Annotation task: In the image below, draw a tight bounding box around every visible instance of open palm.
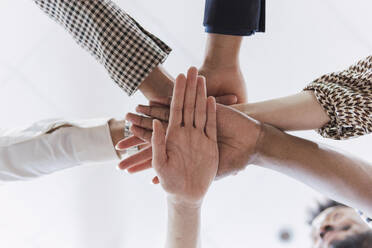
[151,68,218,203]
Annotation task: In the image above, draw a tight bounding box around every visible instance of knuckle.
[163,110,170,121]
[139,116,144,127]
[146,118,153,128]
[145,131,152,141]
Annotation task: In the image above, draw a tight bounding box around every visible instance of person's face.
[311,206,370,248]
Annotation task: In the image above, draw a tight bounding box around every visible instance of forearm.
[0,119,120,182]
[166,198,202,248]
[234,91,330,131]
[200,34,247,103]
[203,34,242,67]
[138,65,174,100]
[34,0,172,97]
[254,124,372,216]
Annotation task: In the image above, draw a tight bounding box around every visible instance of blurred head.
[309,200,372,248]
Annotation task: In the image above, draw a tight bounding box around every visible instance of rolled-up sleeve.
[304,56,372,140]
[33,0,172,96]
[0,119,119,183]
[203,0,265,36]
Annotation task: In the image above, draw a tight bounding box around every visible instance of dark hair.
[330,231,372,248]
[308,200,347,225]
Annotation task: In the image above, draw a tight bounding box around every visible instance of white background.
[0,0,371,247]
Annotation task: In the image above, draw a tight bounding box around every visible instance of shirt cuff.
[203,0,265,37]
[68,121,120,164]
[303,56,372,140]
[0,119,119,182]
[205,26,257,36]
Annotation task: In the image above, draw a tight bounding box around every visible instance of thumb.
[215,94,238,105]
[152,119,167,168]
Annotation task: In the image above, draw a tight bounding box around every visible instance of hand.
[138,65,174,101]
[139,65,239,105]
[199,33,247,104]
[151,67,218,204]
[199,64,247,104]
[117,99,262,180]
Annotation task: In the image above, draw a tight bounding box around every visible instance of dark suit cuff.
[205,26,257,36]
[203,0,265,37]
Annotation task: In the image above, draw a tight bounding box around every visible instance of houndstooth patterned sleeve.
[33,0,172,96]
[304,56,372,140]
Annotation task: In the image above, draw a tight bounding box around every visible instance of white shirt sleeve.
[0,118,120,183]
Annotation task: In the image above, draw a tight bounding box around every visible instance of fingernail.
[116,165,121,171]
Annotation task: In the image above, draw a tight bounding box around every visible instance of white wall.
[0,0,371,247]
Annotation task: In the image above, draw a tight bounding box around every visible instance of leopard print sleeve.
[304,56,372,140]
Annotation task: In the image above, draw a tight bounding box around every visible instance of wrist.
[202,58,240,69]
[200,61,241,74]
[203,34,242,68]
[139,65,174,101]
[251,123,275,166]
[242,117,265,166]
[108,119,125,153]
[167,195,203,210]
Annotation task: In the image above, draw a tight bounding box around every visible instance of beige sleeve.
[304,56,372,140]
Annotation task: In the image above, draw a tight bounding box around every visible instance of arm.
[254,123,372,217]
[166,199,202,248]
[117,102,372,217]
[235,55,372,139]
[203,0,265,36]
[233,91,330,131]
[199,34,247,103]
[200,0,265,104]
[151,68,218,248]
[33,0,173,100]
[0,118,125,182]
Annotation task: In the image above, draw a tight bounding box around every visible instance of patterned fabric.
[304,56,372,139]
[34,0,172,96]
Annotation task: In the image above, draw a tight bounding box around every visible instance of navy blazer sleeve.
[203,0,265,36]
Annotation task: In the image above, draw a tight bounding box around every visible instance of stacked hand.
[199,64,247,104]
[150,68,219,204]
[116,70,261,180]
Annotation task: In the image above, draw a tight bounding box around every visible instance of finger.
[169,74,187,126]
[152,119,167,168]
[136,105,170,122]
[130,125,153,142]
[139,143,151,150]
[206,96,217,140]
[118,146,153,170]
[126,112,154,130]
[116,136,146,150]
[149,101,166,107]
[152,176,160,184]
[215,95,238,105]
[183,67,198,126]
[127,159,152,174]
[149,97,171,106]
[194,76,207,129]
